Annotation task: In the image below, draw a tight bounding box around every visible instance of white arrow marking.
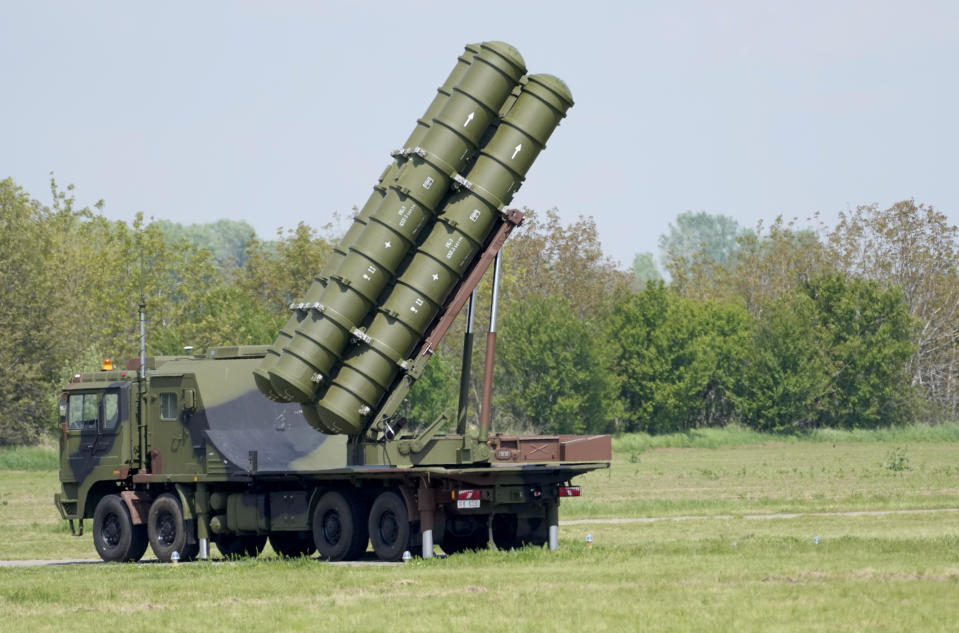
[464,112,474,127]
[410,306,418,313]
[512,144,522,160]
[363,274,370,281]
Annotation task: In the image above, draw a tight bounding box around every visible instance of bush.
[611,283,749,432]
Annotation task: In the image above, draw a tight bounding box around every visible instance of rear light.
[456,489,481,500]
[558,486,581,497]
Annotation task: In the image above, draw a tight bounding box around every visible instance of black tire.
[147,493,198,562]
[491,513,519,549]
[441,532,488,555]
[441,514,487,555]
[518,516,548,548]
[270,531,317,558]
[492,514,548,550]
[214,533,267,558]
[312,490,368,561]
[368,491,413,562]
[92,494,148,562]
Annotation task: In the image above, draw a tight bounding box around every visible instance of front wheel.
[92,494,148,562]
[147,493,198,562]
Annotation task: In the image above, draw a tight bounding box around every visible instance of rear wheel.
[147,493,198,562]
[312,490,368,561]
[92,494,148,562]
[441,514,487,555]
[270,531,317,558]
[518,516,548,548]
[492,514,549,550]
[213,533,267,558]
[368,491,414,562]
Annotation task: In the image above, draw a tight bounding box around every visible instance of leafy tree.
[827,200,959,421]
[148,244,279,354]
[500,209,630,319]
[631,251,662,288]
[659,211,745,283]
[496,297,622,434]
[399,352,459,429]
[154,218,256,268]
[610,282,750,432]
[239,222,334,318]
[803,274,917,428]
[731,294,830,432]
[668,214,829,315]
[0,179,60,444]
[732,274,917,431]
[439,209,630,433]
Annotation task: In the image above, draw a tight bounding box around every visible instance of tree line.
[0,176,955,444]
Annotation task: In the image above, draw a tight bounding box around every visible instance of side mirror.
[183,389,196,411]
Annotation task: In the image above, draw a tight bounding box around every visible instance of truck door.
[61,387,129,483]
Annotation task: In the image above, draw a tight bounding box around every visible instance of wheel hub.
[157,512,176,546]
[322,511,342,543]
[102,514,121,547]
[378,511,399,545]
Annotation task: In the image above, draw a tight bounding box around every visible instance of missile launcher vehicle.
[55,42,611,563]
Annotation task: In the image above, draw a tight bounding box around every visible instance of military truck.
[54,41,611,563]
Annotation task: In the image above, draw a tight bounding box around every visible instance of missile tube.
[313,74,574,434]
[253,44,483,400]
[264,42,526,404]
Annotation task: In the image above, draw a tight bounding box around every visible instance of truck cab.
[56,369,137,525]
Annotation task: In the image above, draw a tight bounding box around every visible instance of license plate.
[457,499,481,509]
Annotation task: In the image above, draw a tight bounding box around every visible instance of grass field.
[1,427,957,632]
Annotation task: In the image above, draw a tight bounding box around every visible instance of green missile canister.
[314,74,574,434]
[266,42,526,404]
[253,44,483,400]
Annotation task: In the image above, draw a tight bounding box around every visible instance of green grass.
[0,445,57,471]
[1,427,959,631]
[611,421,959,454]
[805,422,959,443]
[567,435,959,520]
[612,423,777,453]
[1,527,957,632]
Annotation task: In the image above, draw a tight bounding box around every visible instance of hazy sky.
[2,1,957,269]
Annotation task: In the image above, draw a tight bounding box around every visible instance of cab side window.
[160,393,178,420]
[67,394,99,430]
[102,392,120,431]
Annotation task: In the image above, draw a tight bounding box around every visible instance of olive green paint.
[264,41,526,407]
[315,74,574,434]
